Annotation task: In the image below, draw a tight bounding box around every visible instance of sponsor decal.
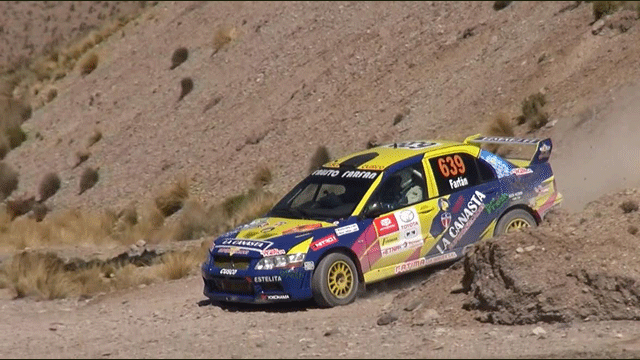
[303,261,315,271]
[394,258,427,274]
[401,227,419,240]
[451,196,465,213]
[474,136,540,144]
[267,294,290,300]
[374,214,399,236]
[335,223,359,237]
[423,252,458,266]
[485,193,509,214]
[479,150,512,178]
[398,209,415,223]
[311,169,341,177]
[381,238,423,257]
[260,221,287,233]
[220,239,273,251]
[341,170,378,179]
[217,247,249,256]
[436,190,486,254]
[220,269,238,275]
[509,191,523,200]
[441,212,452,228]
[262,248,286,257]
[438,198,450,212]
[449,176,469,189]
[359,164,385,170]
[279,269,305,280]
[511,168,533,176]
[380,233,400,247]
[242,218,269,230]
[535,184,549,194]
[282,223,323,235]
[538,143,551,160]
[254,275,282,283]
[310,234,339,251]
[383,141,439,150]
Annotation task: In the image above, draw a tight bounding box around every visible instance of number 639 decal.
[437,155,466,177]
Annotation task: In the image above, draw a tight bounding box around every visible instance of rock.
[516,247,524,253]
[532,326,547,338]
[404,300,423,312]
[591,19,605,35]
[377,312,398,326]
[422,309,440,323]
[450,283,465,294]
[136,239,146,248]
[324,328,340,336]
[524,245,536,252]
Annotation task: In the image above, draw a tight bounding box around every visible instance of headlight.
[255,253,306,270]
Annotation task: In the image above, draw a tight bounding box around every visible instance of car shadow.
[196,260,461,312]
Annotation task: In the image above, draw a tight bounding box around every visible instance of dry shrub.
[487,112,515,137]
[155,177,189,217]
[621,200,639,213]
[226,189,278,229]
[73,149,91,168]
[178,77,193,101]
[87,129,102,147]
[593,1,623,20]
[79,52,99,76]
[0,133,10,159]
[38,172,61,202]
[31,202,49,222]
[166,199,216,241]
[0,95,30,150]
[0,162,19,201]
[308,146,331,174]
[212,25,238,55]
[7,251,75,299]
[6,195,36,220]
[252,166,273,188]
[79,167,99,195]
[516,92,548,131]
[170,47,189,70]
[493,1,512,10]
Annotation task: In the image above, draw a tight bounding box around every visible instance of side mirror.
[363,202,383,218]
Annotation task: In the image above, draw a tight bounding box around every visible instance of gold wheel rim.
[327,260,353,299]
[506,218,530,233]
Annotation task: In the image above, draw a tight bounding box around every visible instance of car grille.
[206,277,254,296]
[213,255,251,270]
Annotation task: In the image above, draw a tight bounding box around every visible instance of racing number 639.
[437,155,466,177]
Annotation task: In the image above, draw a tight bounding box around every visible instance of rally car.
[202,135,563,307]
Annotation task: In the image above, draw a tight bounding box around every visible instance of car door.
[364,160,442,273]
[422,150,502,257]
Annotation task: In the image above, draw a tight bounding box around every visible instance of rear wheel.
[311,252,359,308]
[495,209,536,236]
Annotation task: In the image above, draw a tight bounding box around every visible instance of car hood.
[213,217,336,255]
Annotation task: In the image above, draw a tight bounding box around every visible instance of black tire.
[495,208,537,236]
[311,252,359,308]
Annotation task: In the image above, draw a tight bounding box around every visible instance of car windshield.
[267,168,381,221]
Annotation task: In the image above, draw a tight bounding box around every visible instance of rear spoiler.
[464,134,552,165]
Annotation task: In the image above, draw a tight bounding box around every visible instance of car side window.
[369,162,427,213]
[476,157,497,182]
[429,152,480,197]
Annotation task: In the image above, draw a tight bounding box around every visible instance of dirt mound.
[383,188,640,325]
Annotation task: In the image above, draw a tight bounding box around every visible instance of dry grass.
[78,52,99,76]
[170,47,189,70]
[308,146,331,174]
[212,25,238,55]
[0,241,208,300]
[38,172,61,202]
[0,162,19,201]
[79,167,99,195]
[154,177,189,217]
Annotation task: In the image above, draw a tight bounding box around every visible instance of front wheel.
[494,208,537,236]
[311,252,359,308]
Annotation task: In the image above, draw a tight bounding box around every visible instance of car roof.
[323,140,464,171]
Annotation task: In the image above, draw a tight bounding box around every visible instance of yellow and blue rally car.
[202,135,563,307]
